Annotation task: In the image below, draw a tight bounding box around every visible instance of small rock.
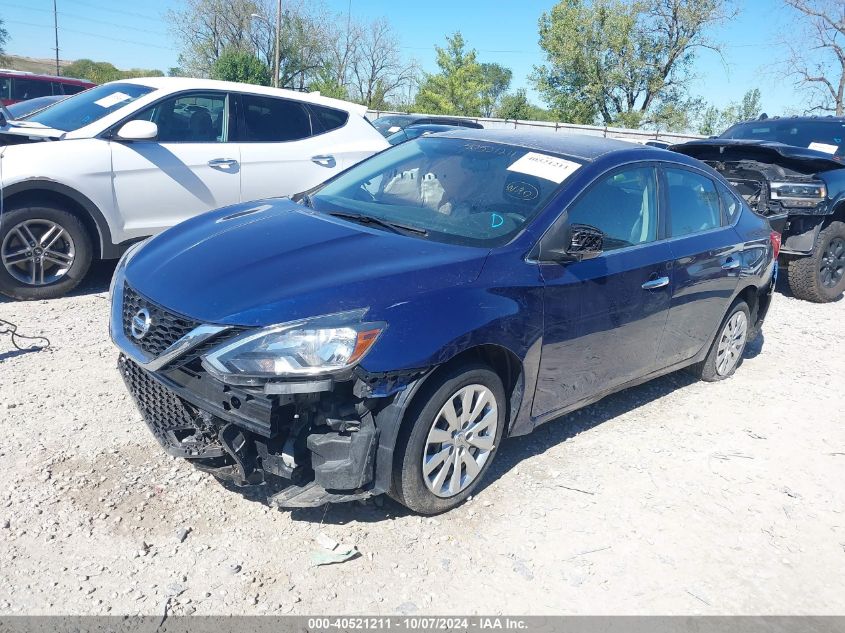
[227,563,242,575]
[176,527,191,543]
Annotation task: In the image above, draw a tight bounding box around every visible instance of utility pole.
[53,0,60,76]
[273,0,281,88]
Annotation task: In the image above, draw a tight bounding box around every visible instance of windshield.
[372,115,414,136]
[311,136,579,247]
[721,119,845,155]
[7,96,65,119]
[24,83,155,131]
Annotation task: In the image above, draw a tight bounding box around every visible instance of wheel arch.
[2,180,113,259]
[371,342,526,495]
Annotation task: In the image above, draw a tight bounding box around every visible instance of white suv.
[0,77,388,299]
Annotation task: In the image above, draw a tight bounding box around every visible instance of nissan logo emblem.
[130,308,152,340]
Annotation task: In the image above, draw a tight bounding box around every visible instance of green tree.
[496,89,556,121]
[695,89,762,135]
[415,32,488,116]
[210,49,270,85]
[63,59,163,84]
[0,17,8,62]
[480,63,512,116]
[534,0,730,126]
[308,64,349,100]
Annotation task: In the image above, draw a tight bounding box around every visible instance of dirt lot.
[0,263,843,616]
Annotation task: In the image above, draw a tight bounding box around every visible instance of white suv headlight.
[201,309,384,384]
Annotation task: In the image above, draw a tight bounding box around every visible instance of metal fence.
[367,110,703,144]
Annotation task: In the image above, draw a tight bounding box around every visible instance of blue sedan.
[110,130,778,514]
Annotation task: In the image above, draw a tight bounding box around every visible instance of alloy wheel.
[819,236,845,289]
[1,219,76,286]
[715,310,748,376]
[422,384,498,498]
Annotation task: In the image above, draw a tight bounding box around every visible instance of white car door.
[236,93,353,201]
[109,91,241,240]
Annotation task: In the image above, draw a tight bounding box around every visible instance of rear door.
[110,90,242,239]
[533,165,673,418]
[656,164,743,367]
[234,93,348,201]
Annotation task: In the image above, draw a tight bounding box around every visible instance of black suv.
[673,117,845,302]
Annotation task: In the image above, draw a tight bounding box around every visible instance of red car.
[0,70,95,105]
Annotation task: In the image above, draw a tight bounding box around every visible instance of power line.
[4,19,175,51]
[4,2,167,37]
[63,0,163,24]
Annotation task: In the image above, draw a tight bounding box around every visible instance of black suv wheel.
[0,203,92,300]
[787,220,845,303]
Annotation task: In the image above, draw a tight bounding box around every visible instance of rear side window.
[310,104,348,133]
[0,78,9,99]
[239,94,312,142]
[665,168,721,237]
[12,78,53,100]
[718,182,742,224]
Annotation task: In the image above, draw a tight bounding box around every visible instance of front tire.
[787,220,845,303]
[390,364,506,515]
[0,204,92,300]
[698,301,751,382]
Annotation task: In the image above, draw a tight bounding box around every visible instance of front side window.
[564,167,658,251]
[132,92,227,143]
[25,82,154,131]
[238,94,312,142]
[61,83,87,96]
[12,79,53,101]
[665,168,721,237]
[311,137,576,247]
[0,77,10,100]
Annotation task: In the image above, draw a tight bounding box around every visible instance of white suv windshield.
[24,83,155,132]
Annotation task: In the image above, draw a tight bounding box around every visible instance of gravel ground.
[0,263,843,616]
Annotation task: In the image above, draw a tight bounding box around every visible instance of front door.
[533,165,672,419]
[110,91,241,240]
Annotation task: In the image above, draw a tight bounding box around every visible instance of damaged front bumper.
[118,353,393,508]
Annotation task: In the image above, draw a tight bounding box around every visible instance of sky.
[1,0,811,116]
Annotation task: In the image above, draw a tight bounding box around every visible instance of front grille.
[119,355,224,458]
[122,284,200,357]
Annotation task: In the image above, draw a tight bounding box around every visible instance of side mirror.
[544,224,604,262]
[115,120,158,141]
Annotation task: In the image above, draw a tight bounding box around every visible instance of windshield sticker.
[507,152,580,184]
[93,92,132,108]
[504,180,540,202]
[387,126,401,133]
[808,142,838,154]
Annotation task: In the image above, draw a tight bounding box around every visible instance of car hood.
[124,199,490,326]
[671,138,845,173]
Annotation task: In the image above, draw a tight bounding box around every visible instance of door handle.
[642,275,670,290]
[311,154,336,168]
[208,158,238,169]
[721,258,741,271]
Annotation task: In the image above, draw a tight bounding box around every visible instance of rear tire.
[697,301,751,382]
[390,364,506,515]
[787,220,845,303]
[0,204,92,300]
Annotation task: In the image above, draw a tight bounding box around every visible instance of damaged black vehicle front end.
[672,119,845,302]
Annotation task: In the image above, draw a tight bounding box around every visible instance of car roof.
[436,128,645,161]
[729,116,845,126]
[115,76,367,115]
[0,68,93,84]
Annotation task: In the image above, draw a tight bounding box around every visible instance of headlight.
[201,309,384,385]
[770,181,826,201]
